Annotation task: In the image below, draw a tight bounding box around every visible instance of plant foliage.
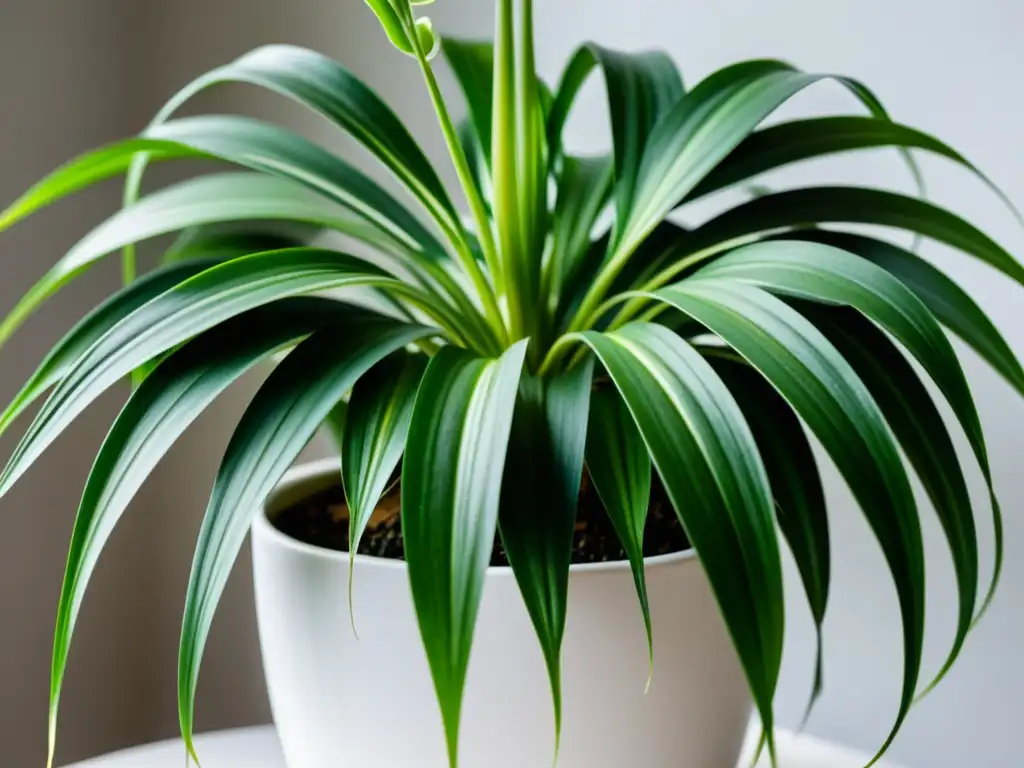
[1,1,1021,766]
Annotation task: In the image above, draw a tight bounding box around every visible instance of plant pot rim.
[255,457,698,576]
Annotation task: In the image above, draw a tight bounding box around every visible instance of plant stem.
[492,0,525,342]
[404,11,508,348]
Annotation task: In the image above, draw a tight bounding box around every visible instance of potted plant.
[2,0,1021,766]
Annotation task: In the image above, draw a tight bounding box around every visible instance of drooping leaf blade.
[647,280,924,761]
[585,384,654,683]
[685,116,1022,229]
[576,323,783,762]
[0,259,216,440]
[706,352,830,724]
[47,297,360,766]
[789,229,1024,397]
[341,350,427,627]
[0,173,412,350]
[699,239,1000,643]
[677,186,1024,287]
[498,358,594,751]
[0,248,407,499]
[798,304,979,694]
[179,317,431,760]
[548,45,684,224]
[145,115,447,256]
[620,65,923,257]
[401,341,529,768]
[134,44,457,228]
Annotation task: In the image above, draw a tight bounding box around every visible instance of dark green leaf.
[0,259,217,440]
[442,39,496,167]
[790,230,1024,397]
[48,297,358,765]
[585,384,654,682]
[401,341,529,767]
[547,155,614,302]
[137,44,456,226]
[706,353,829,724]
[679,186,1024,287]
[798,304,979,694]
[576,323,783,762]
[686,116,1022,229]
[547,44,683,223]
[0,248,404,500]
[179,317,431,760]
[648,280,924,761]
[146,115,447,256]
[341,350,427,626]
[0,173,411,350]
[621,64,923,257]
[498,358,594,749]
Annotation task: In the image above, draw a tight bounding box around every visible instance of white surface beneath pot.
[67,724,906,767]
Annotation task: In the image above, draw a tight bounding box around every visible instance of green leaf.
[575,323,783,762]
[161,224,315,265]
[145,116,447,256]
[647,280,924,761]
[0,173,412,351]
[498,358,594,752]
[401,340,529,768]
[0,248,403,500]
[698,241,1001,640]
[621,64,922,257]
[341,350,426,628]
[179,316,431,761]
[548,45,684,224]
[442,39,496,167]
[679,186,1024,287]
[789,229,1024,397]
[798,304,978,695]
[0,259,216,441]
[698,240,988,483]
[585,384,654,685]
[135,44,456,228]
[706,353,829,724]
[0,138,201,232]
[685,116,1023,228]
[547,155,614,303]
[46,297,358,767]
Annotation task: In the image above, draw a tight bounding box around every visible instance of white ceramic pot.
[252,459,752,768]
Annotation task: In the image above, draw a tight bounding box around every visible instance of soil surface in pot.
[272,472,691,565]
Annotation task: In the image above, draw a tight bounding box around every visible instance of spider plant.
[1,0,1021,766]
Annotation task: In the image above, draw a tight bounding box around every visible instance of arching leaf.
[401,341,529,767]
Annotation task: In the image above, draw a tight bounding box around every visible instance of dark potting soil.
[271,471,691,565]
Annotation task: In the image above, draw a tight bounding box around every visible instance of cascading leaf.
[548,44,683,225]
[645,280,924,761]
[575,322,784,763]
[179,317,432,761]
[0,173,414,350]
[340,350,427,627]
[798,304,979,690]
[46,297,361,767]
[497,358,594,752]
[789,229,1024,397]
[0,249,410,499]
[401,341,528,767]
[585,384,655,683]
[706,353,830,723]
[130,43,457,229]
[0,259,216,439]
